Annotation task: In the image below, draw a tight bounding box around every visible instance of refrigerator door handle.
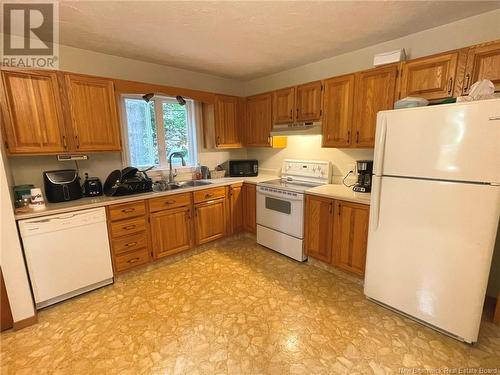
[374,114,388,176]
[370,177,382,231]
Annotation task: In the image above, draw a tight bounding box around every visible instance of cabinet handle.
[289,109,293,119]
[205,193,214,198]
[186,211,191,220]
[216,137,220,146]
[75,135,80,149]
[165,200,176,205]
[338,203,341,216]
[123,225,136,230]
[127,257,140,264]
[296,107,299,118]
[463,74,470,94]
[329,202,333,214]
[356,131,359,144]
[447,77,454,95]
[122,208,135,213]
[347,130,350,144]
[125,242,137,247]
[62,135,68,149]
[489,116,500,121]
[194,208,198,217]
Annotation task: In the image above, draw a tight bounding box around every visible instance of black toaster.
[43,169,83,203]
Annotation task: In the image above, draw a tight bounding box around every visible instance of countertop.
[14,174,277,220]
[306,184,371,205]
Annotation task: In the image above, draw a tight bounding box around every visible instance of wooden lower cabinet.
[106,200,152,273]
[194,198,226,245]
[1,268,13,331]
[304,195,334,263]
[332,201,370,277]
[229,183,244,234]
[304,194,369,277]
[242,183,256,233]
[150,206,193,258]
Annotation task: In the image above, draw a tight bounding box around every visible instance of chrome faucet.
[168,152,186,183]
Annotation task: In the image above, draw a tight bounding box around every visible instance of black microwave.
[225,160,258,177]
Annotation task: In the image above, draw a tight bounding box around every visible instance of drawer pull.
[122,208,135,213]
[205,193,214,198]
[123,225,136,230]
[125,242,137,247]
[489,116,500,121]
[127,257,140,264]
[165,200,176,204]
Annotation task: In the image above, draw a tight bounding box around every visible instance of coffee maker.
[353,160,373,193]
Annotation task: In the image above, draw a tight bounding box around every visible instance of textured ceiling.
[53,1,500,79]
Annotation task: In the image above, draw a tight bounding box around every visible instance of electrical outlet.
[348,163,356,174]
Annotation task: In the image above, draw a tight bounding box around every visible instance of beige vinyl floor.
[1,235,499,374]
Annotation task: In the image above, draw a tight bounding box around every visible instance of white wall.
[244,9,500,95]
[0,136,36,323]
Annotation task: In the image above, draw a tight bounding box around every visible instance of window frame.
[120,94,198,171]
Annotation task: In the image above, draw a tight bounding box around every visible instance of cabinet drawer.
[110,217,146,238]
[111,232,148,255]
[193,186,226,203]
[108,201,146,221]
[114,248,150,272]
[149,192,191,212]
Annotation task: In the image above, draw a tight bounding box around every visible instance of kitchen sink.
[153,180,212,192]
[179,180,213,187]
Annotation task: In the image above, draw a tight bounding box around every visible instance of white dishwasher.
[18,207,114,309]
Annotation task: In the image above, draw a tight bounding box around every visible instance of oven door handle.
[257,190,304,201]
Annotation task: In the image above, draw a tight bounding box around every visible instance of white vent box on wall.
[373,49,406,66]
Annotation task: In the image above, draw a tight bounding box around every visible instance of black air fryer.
[43,169,83,202]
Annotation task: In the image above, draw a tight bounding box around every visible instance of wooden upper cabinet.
[150,206,192,259]
[304,195,334,264]
[296,81,322,122]
[353,64,398,148]
[400,52,458,100]
[214,95,241,148]
[333,201,369,277]
[1,70,67,154]
[64,74,121,152]
[273,87,295,124]
[322,74,355,148]
[463,40,500,94]
[245,93,273,147]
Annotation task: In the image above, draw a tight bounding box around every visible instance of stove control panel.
[281,160,331,184]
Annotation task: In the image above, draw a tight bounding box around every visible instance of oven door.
[256,186,304,238]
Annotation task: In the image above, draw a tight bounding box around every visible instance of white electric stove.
[256,159,331,261]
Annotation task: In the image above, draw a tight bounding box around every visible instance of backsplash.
[7,148,248,195]
[246,135,374,184]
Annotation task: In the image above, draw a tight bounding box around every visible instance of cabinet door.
[322,74,355,148]
[463,40,500,94]
[400,52,458,100]
[64,74,121,152]
[304,195,334,263]
[242,183,256,233]
[333,201,369,277]
[353,65,398,148]
[245,93,272,147]
[214,95,241,148]
[194,199,226,245]
[150,206,192,258]
[1,70,67,154]
[229,184,244,234]
[273,87,295,124]
[296,81,322,122]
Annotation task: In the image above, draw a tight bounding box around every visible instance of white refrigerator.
[364,98,500,344]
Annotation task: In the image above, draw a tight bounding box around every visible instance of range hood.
[270,121,321,136]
